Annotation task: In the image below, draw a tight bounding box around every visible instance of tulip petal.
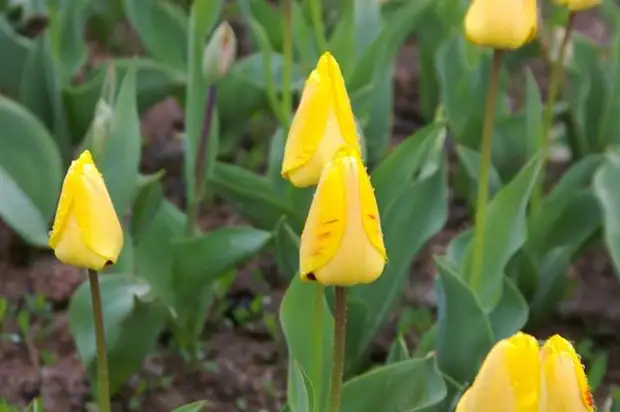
[49,159,78,249]
[540,335,594,412]
[359,161,386,259]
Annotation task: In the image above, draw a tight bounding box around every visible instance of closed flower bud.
[539,335,595,411]
[456,332,540,412]
[91,99,113,156]
[552,0,600,10]
[281,52,362,187]
[299,149,386,286]
[49,150,123,270]
[464,0,538,49]
[203,21,237,82]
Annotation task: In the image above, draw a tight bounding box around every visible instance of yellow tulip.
[552,0,600,10]
[539,335,595,412]
[49,150,123,271]
[281,52,361,187]
[464,0,538,49]
[456,332,541,412]
[299,148,386,286]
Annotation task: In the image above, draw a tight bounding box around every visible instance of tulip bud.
[49,150,124,270]
[203,21,237,82]
[281,52,362,187]
[456,332,540,412]
[552,0,601,10]
[91,99,113,156]
[299,148,386,286]
[539,335,595,411]
[464,0,538,49]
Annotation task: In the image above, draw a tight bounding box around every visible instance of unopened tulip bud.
[281,52,362,187]
[464,0,538,49]
[49,150,123,270]
[540,335,595,411]
[203,21,237,82]
[552,0,601,10]
[299,148,386,286]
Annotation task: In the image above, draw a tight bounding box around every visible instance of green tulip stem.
[282,0,293,124]
[313,285,325,405]
[88,269,111,412]
[185,84,217,236]
[532,12,576,211]
[329,286,347,412]
[470,49,503,292]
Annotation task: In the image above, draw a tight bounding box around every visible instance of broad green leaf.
[524,70,543,159]
[209,162,304,231]
[599,33,620,147]
[488,278,528,341]
[92,67,141,218]
[461,157,542,310]
[26,398,43,412]
[184,0,222,205]
[19,33,70,160]
[172,401,207,412]
[274,218,300,281]
[123,0,188,71]
[386,335,410,364]
[349,140,447,362]
[340,355,447,412]
[280,278,334,412]
[0,18,31,97]
[435,256,494,384]
[0,95,62,227]
[69,274,166,394]
[594,148,620,278]
[529,248,572,323]
[47,0,90,80]
[0,165,49,246]
[455,145,503,206]
[64,58,184,144]
[353,0,382,60]
[289,361,316,412]
[131,172,165,243]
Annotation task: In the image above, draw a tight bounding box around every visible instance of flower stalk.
[185,85,217,236]
[470,49,503,291]
[329,286,347,412]
[88,269,111,412]
[532,12,576,210]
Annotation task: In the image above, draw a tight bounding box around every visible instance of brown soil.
[2,7,620,412]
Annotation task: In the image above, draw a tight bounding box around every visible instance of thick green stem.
[470,49,503,292]
[329,287,347,412]
[185,85,217,236]
[282,0,293,123]
[308,0,328,53]
[532,12,575,210]
[88,269,111,412]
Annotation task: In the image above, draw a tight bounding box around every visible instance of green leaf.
[184,0,222,205]
[0,18,31,97]
[92,66,141,218]
[599,33,620,147]
[274,218,300,281]
[461,157,542,309]
[488,278,528,341]
[280,278,334,412]
[340,355,447,412]
[209,162,304,231]
[435,256,494,384]
[455,145,503,206]
[26,398,43,412]
[594,148,620,279]
[19,33,70,159]
[529,248,572,322]
[64,58,184,141]
[172,401,207,412]
[348,135,447,363]
[131,172,165,243]
[123,0,189,71]
[523,69,543,159]
[0,95,62,235]
[47,0,90,80]
[289,361,316,412]
[171,227,272,338]
[386,335,410,364]
[69,274,166,394]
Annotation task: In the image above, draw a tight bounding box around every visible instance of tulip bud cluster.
[281,52,387,286]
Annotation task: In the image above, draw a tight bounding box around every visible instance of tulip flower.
[539,335,595,412]
[299,148,386,286]
[281,52,361,187]
[464,0,538,49]
[552,0,600,10]
[456,332,541,412]
[203,21,237,82]
[49,150,123,270]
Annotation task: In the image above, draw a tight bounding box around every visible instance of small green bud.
[91,99,113,156]
[203,21,237,82]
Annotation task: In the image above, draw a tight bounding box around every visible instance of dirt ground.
[1,7,620,412]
